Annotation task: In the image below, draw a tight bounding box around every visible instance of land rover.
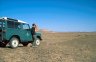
[0,17,42,48]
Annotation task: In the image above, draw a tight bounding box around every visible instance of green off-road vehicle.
[0,17,42,48]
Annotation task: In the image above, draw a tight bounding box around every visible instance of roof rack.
[0,17,26,23]
[0,17,18,21]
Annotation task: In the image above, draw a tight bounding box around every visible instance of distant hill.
[39,29,56,33]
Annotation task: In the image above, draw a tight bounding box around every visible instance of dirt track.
[0,32,96,62]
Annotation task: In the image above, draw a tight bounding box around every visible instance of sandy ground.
[0,32,96,62]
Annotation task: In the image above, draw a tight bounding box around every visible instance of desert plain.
[0,32,96,62]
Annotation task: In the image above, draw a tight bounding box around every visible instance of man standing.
[31,23,37,47]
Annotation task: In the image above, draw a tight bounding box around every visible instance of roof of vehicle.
[0,17,27,23]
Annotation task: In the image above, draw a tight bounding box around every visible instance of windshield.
[22,24,30,30]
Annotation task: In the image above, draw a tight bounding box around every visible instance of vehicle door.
[21,23,32,42]
[6,21,15,40]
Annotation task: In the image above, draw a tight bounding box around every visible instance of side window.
[0,21,5,28]
[0,22,2,27]
[7,21,14,28]
[23,24,29,30]
[14,22,21,29]
[3,22,5,28]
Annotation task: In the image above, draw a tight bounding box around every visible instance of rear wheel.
[9,37,19,48]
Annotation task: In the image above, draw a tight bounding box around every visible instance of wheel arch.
[9,35,21,43]
[37,36,42,40]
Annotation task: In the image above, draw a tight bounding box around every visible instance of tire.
[9,37,19,48]
[32,38,40,46]
[22,43,28,46]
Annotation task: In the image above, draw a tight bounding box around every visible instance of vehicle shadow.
[0,45,29,48]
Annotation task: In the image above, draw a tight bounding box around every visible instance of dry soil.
[0,32,96,62]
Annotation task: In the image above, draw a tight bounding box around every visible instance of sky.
[0,0,96,32]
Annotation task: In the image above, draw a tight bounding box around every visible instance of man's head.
[32,23,39,31]
[32,23,36,27]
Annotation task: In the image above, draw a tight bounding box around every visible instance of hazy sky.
[0,0,96,32]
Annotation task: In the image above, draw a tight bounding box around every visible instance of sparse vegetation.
[0,32,96,62]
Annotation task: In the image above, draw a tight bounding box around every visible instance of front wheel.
[32,38,40,46]
[9,37,19,48]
